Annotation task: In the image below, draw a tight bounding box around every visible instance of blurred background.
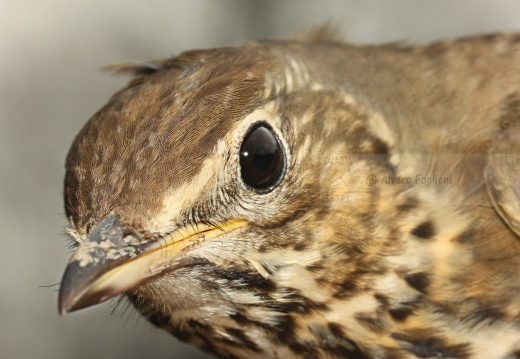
[2,1,520,358]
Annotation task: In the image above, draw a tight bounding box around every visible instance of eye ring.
[238,122,286,193]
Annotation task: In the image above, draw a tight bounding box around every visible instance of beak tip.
[58,286,73,315]
[58,260,88,315]
[58,290,90,315]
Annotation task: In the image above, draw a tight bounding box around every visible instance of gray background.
[2,1,520,358]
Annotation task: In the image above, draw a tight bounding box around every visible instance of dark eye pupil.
[240,125,285,191]
[254,147,272,171]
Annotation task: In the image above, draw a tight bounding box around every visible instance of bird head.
[59,41,403,356]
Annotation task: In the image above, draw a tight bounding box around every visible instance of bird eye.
[239,123,285,192]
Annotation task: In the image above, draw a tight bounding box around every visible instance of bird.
[58,30,520,359]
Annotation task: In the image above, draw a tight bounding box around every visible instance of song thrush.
[59,32,520,359]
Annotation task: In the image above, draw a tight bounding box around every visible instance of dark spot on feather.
[230,311,250,326]
[355,313,385,333]
[332,278,358,298]
[229,313,274,333]
[306,262,324,272]
[389,307,414,321]
[273,315,297,344]
[405,272,430,294]
[224,327,261,352]
[467,307,505,326]
[396,197,418,212]
[328,322,346,338]
[391,330,470,358]
[258,244,269,253]
[411,221,435,240]
[211,267,276,293]
[287,342,320,359]
[187,319,213,332]
[374,293,390,307]
[293,242,307,251]
[230,308,297,345]
[333,267,374,299]
[371,138,389,154]
[326,322,370,359]
[455,228,474,244]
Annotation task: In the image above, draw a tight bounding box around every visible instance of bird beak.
[58,213,246,314]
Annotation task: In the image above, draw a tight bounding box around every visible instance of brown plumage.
[59,33,520,359]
